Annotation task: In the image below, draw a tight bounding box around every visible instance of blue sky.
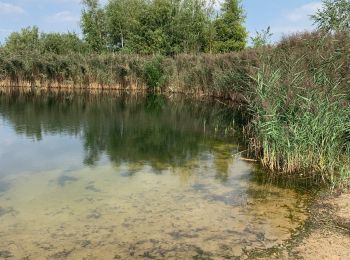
[0,0,323,44]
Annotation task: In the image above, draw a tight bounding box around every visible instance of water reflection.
[0,91,240,176]
[0,90,310,258]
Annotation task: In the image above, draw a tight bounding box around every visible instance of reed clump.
[0,50,149,89]
[247,32,350,185]
[0,47,258,97]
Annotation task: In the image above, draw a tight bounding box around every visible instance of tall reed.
[247,32,350,185]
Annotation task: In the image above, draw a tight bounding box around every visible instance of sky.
[0,0,323,44]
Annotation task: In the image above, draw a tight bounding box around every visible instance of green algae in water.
[0,91,311,259]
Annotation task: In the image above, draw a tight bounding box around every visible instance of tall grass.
[0,50,148,89]
[247,32,350,185]
[0,48,258,98]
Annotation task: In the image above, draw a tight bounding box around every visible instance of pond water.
[0,90,311,259]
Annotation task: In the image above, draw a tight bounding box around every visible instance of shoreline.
[0,84,246,104]
[245,190,350,259]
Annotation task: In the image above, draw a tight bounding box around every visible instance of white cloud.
[0,2,25,14]
[46,11,79,23]
[286,2,323,23]
[267,1,323,40]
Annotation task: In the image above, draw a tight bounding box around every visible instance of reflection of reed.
[0,86,146,96]
[250,165,323,194]
[0,81,146,91]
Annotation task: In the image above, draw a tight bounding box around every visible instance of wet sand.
[248,191,350,259]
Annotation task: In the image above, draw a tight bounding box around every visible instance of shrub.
[143,55,167,91]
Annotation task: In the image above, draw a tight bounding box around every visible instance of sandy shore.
[292,192,350,259]
[247,191,350,259]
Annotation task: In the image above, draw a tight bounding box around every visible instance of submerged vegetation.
[0,0,350,186]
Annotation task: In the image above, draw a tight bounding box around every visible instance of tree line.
[1,0,247,55]
[0,0,349,56]
[2,27,88,55]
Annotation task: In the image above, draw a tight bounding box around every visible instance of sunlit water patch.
[0,91,310,259]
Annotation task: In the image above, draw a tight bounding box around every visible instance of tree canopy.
[212,0,247,53]
[81,0,248,54]
[81,0,108,52]
[2,0,248,55]
[3,26,87,55]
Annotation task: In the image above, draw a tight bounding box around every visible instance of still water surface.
[0,91,310,259]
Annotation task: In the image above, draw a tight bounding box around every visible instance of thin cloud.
[269,1,322,39]
[0,2,25,14]
[46,11,79,23]
[286,2,323,23]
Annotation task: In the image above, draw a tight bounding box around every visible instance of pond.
[0,90,311,259]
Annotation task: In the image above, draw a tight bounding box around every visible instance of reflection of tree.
[0,91,243,172]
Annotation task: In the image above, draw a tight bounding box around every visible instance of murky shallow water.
[0,91,310,259]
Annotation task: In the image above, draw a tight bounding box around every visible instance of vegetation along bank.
[0,0,350,186]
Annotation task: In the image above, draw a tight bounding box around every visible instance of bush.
[143,55,167,91]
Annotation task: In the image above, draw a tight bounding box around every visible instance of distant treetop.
[3,26,88,55]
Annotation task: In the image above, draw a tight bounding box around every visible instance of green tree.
[41,32,88,55]
[4,27,87,55]
[105,0,145,52]
[311,0,350,33]
[136,0,175,54]
[101,0,215,55]
[4,26,40,53]
[81,0,108,52]
[178,0,212,53]
[79,0,247,54]
[212,0,247,53]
